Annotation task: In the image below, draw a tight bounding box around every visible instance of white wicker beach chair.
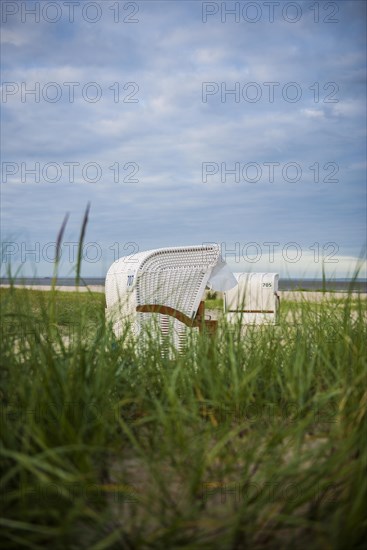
[224,273,279,325]
[105,244,237,350]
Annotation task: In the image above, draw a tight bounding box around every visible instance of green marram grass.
[0,283,366,549]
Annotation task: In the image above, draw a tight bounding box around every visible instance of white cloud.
[301,108,325,119]
[1,28,27,46]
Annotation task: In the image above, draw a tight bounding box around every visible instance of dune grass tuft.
[1,282,366,549]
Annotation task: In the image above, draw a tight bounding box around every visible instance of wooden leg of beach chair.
[195,302,218,337]
[204,320,218,336]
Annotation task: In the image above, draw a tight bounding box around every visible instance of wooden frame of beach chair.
[136,300,218,336]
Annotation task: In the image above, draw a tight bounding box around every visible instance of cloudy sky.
[1,0,366,278]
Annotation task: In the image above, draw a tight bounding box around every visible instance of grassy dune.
[0,286,366,549]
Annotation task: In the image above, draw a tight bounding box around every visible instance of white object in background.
[224,273,279,325]
[105,244,237,349]
[207,259,238,292]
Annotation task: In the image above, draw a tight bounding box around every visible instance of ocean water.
[1,277,366,292]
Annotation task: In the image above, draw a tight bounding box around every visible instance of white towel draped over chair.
[206,259,238,292]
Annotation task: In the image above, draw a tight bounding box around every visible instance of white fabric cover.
[207,260,238,292]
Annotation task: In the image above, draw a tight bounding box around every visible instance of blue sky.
[1,0,366,278]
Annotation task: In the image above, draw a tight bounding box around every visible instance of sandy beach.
[279,290,365,302]
[0,284,105,293]
[1,284,365,302]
